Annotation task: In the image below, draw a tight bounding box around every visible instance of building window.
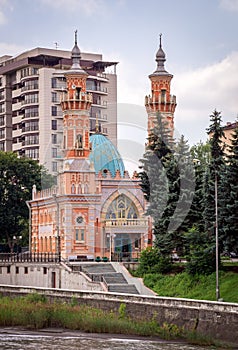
[0,77,2,87]
[106,195,138,220]
[16,266,19,274]
[7,266,11,274]
[52,106,57,116]
[52,92,58,103]
[0,116,4,126]
[24,267,28,274]
[43,267,47,275]
[51,78,57,88]
[25,134,39,145]
[0,129,5,139]
[24,120,39,131]
[25,148,39,159]
[23,79,38,91]
[0,104,4,113]
[52,161,57,172]
[52,134,57,144]
[24,106,39,118]
[0,142,4,151]
[75,229,85,241]
[21,67,38,78]
[24,93,38,104]
[161,89,166,103]
[52,148,57,158]
[52,120,57,130]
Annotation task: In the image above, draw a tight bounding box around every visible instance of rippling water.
[0,333,212,350]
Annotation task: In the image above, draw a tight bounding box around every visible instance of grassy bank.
[0,293,228,348]
[142,270,238,303]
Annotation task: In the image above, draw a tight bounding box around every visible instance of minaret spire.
[61,32,92,159]
[70,29,87,73]
[159,33,162,48]
[145,35,176,138]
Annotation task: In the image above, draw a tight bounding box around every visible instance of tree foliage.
[0,152,54,251]
[203,110,225,243]
[220,122,238,253]
[139,113,197,257]
[136,247,172,275]
[138,109,237,276]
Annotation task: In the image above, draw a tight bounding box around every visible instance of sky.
[0,0,238,169]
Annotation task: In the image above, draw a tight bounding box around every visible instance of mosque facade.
[28,34,176,261]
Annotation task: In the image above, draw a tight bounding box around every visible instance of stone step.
[103,273,127,284]
[82,263,116,274]
[108,284,139,295]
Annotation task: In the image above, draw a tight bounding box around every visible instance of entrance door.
[114,234,132,260]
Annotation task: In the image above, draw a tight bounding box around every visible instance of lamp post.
[110,233,116,261]
[215,172,220,301]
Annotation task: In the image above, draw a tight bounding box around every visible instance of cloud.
[0,0,10,25]
[0,11,6,25]
[173,51,238,144]
[219,0,238,12]
[0,42,28,57]
[40,0,106,16]
[117,50,238,147]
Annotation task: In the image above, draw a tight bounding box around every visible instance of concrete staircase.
[81,263,139,294]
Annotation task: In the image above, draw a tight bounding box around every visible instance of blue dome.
[89,134,125,177]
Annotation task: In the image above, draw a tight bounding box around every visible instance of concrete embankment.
[0,284,237,347]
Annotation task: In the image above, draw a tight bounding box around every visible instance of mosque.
[28,34,176,262]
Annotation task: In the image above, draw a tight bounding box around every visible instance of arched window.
[106,195,138,220]
[44,236,48,252]
[71,183,76,194]
[49,236,52,251]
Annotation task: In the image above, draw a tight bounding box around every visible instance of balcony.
[92,100,107,108]
[21,98,39,106]
[52,83,67,91]
[12,115,23,124]
[105,219,148,227]
[12,89,22,99]
[21,84,39,92]
[87,86,108,95]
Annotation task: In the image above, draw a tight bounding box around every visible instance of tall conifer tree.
[220,123,238,253]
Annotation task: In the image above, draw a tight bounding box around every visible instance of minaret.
[61,30,92,159]
[145,34,176,137]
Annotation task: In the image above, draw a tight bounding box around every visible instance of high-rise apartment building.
[0,46,118,174]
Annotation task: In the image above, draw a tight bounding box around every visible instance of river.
[0,329,213,350]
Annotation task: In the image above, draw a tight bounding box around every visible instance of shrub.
[136,247,172,275]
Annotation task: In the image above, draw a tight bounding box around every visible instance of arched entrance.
[105,195,139,261]
[114,233,132,260]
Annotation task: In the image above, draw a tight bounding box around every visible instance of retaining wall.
[0,284,237,346]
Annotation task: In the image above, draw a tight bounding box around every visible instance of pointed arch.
[101,190,144,221]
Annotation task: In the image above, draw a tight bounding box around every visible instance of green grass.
[0,294,184,339]
[0,294,228,347]
[143,270,238,302]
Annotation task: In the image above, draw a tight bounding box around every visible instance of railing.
[21,84,38,92]
[105,219,148,227]
[87,86,108,93]
[0,252,60,263]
